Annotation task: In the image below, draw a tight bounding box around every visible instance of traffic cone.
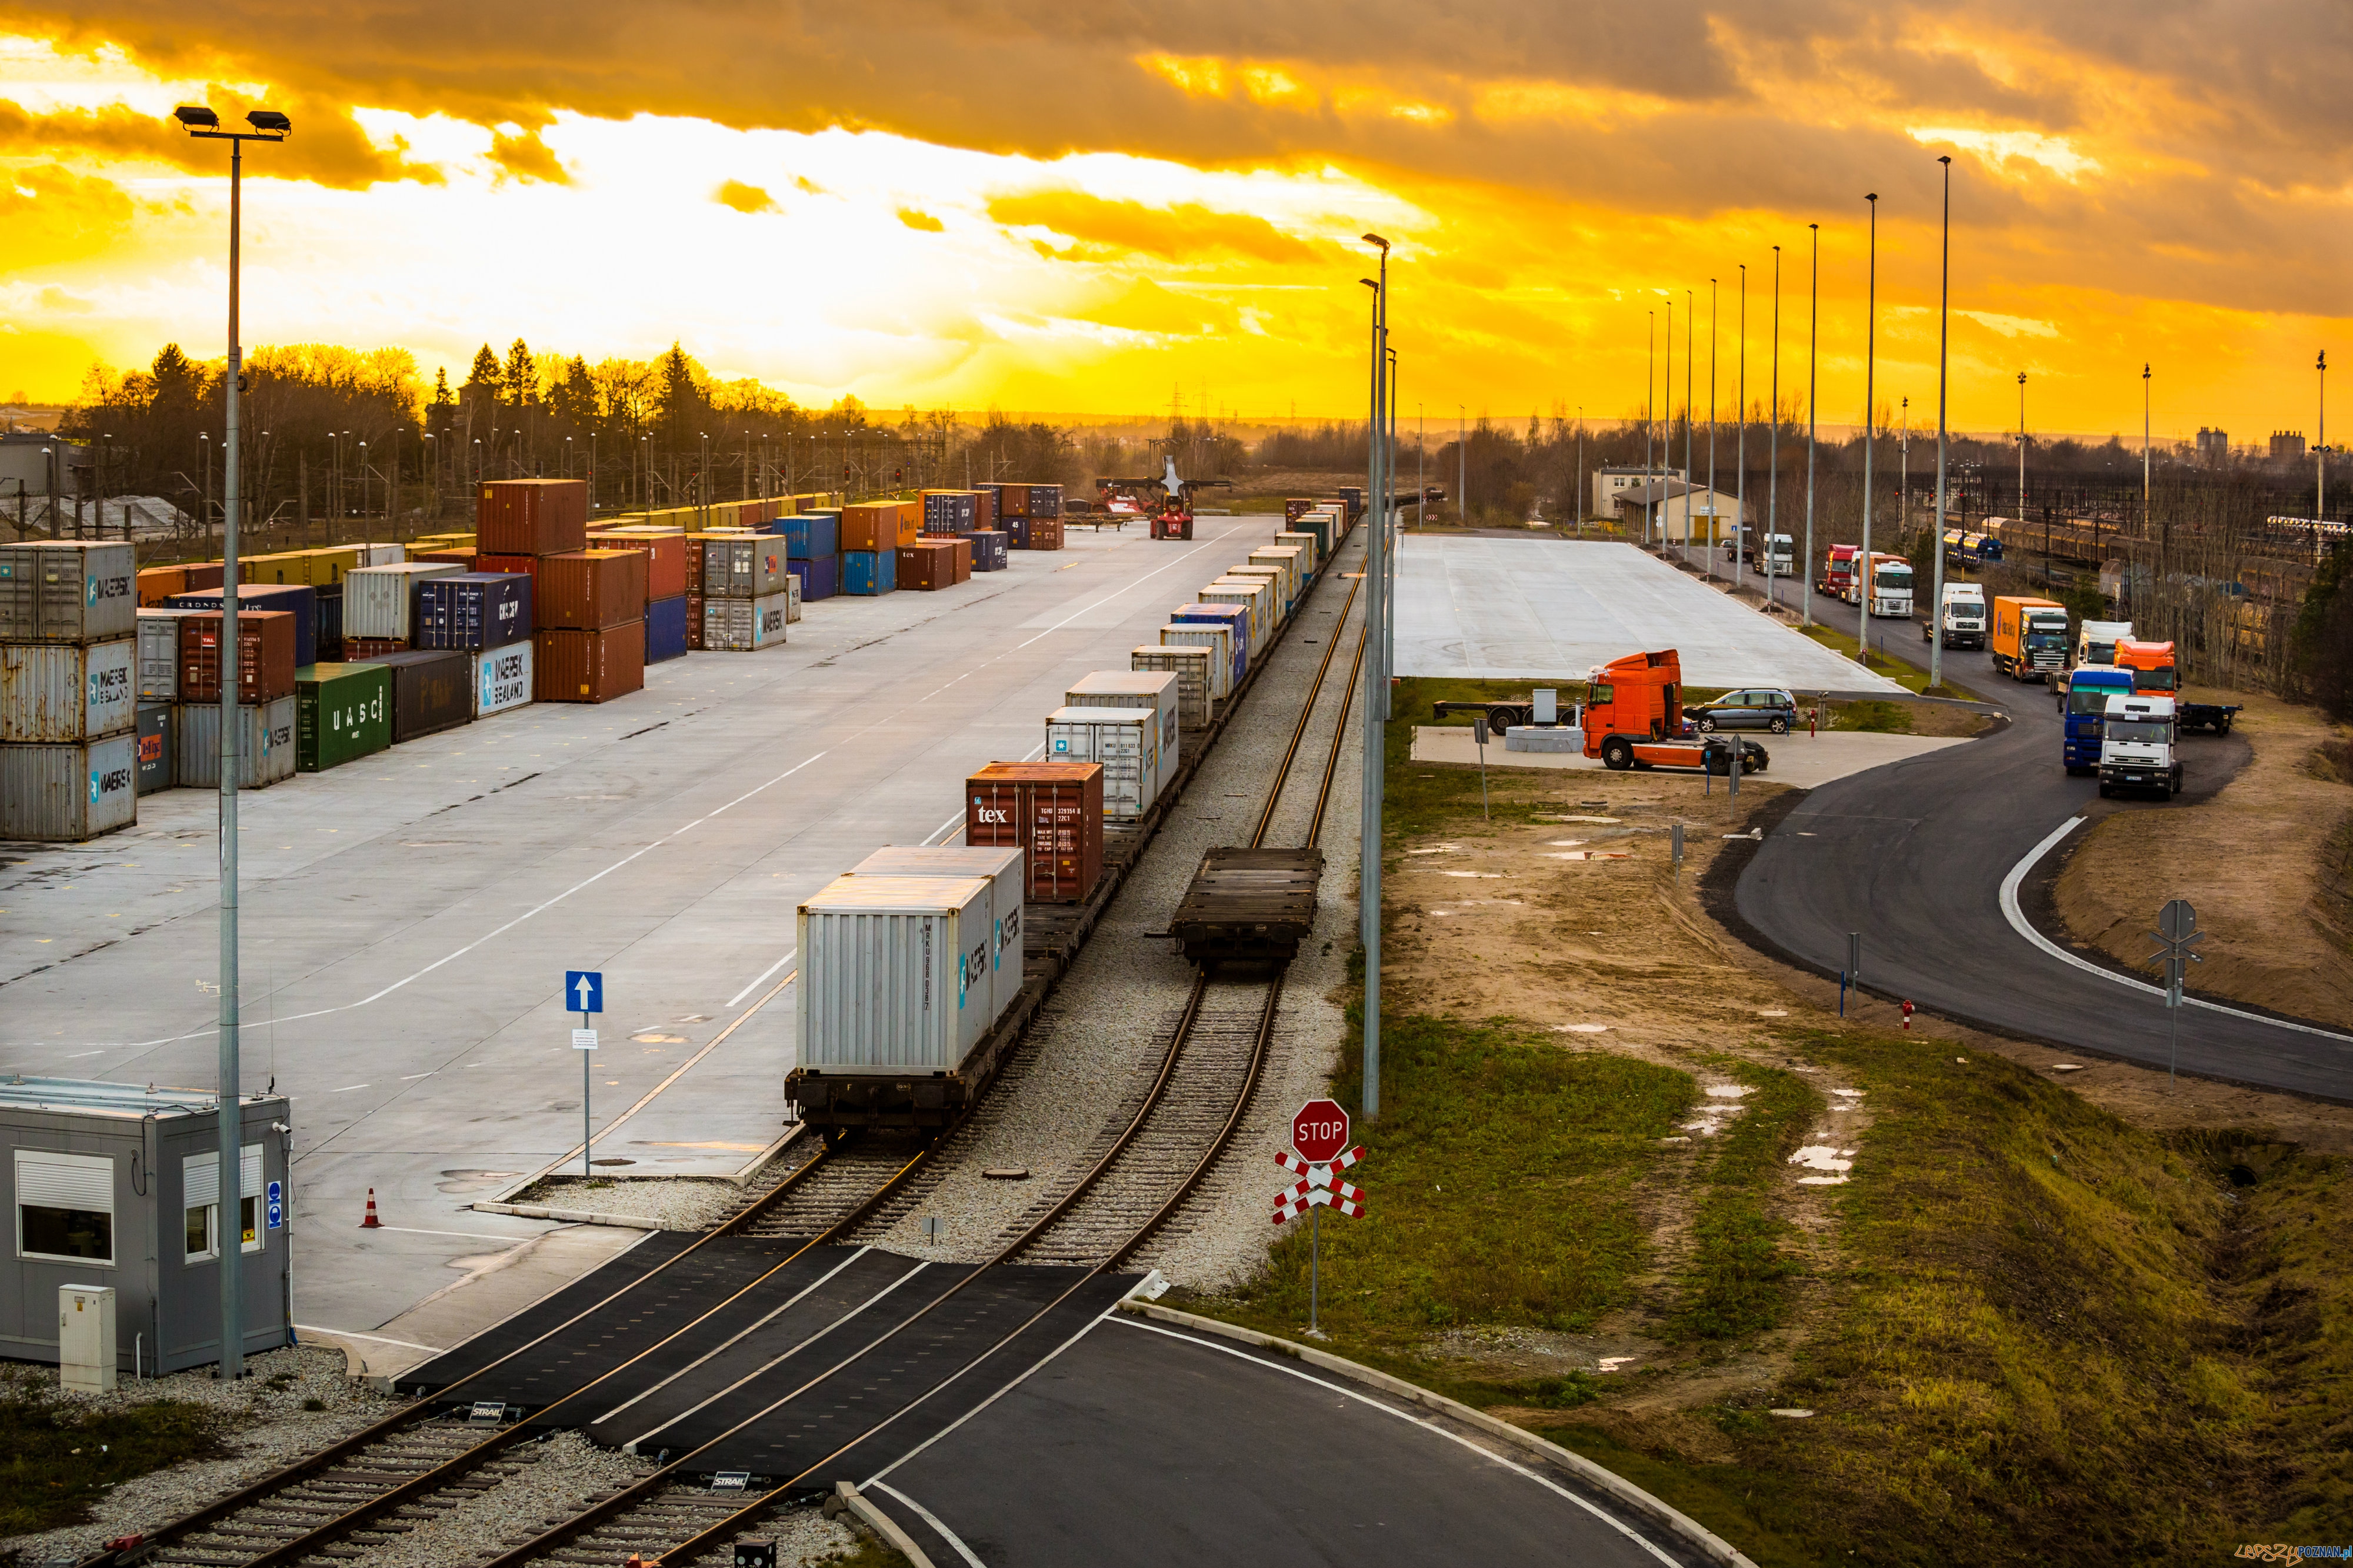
[361,1189,381,1229]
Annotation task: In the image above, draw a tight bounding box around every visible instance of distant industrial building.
[2196,427,2229,463]
[2271,430,2308,461]
[1590,465,1684,519]
[1609,475,1744,539]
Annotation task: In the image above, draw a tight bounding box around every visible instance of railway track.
[99,519,1371,1568]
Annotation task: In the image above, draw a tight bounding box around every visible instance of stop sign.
[1291,1099,1349,1165]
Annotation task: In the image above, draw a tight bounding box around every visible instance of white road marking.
[294,1325,443,1353]
[725,949,796,1009]
[868,1480,988,1568]
[365,1225,546,1241]
[864,1296,1131,1487]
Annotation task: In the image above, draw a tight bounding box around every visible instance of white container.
[1196,587,1264,658]
[848,846,1025,1027]
[1205,579,1277,648]
[2,637,136,742]
[174,696,295,790]
[137,609,199,700]
[470,640,534,718]
[0,542,137,643]
[704,590,790,650]
[1045,705,1158,819]
[1252,546,1304,605]
[1273,531,1320,574]
[1133,645,1212,727]
[357,542,407,567]
[785,572,803,624]
[1065,671,1181,798]
[1160,622,1234,702]
[1,733,138,839]
[343,562,463,642]
[1225,565,1288,619]
[796,873,996,1074]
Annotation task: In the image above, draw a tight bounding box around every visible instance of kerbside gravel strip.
[508,1170,745,1229]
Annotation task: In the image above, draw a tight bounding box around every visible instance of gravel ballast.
[505,1171,746,1230]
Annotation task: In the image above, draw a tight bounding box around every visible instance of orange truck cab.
[1582,649,1768,775]
[2114,638,2177,692]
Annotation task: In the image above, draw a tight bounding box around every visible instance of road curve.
[1722,559,2353,1102]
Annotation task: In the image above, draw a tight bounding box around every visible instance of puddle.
[1704,1084,1750,1099]
[1768,1407,1816,1418]
[1538,814,1621,824]
[1547,839,1588,848]
[1438,870,1504,879]
[1551,1023,1610,1034]
[1544,851,1630,861]
[1789,1145,1856,1183]
[1682,1089,1749,1135]
[1407,845,1465,856]
[1757,1009,1789,1017]
[1597,1356,1638,1372]
[2049,1063,2084,1072]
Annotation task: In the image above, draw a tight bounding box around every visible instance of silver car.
[1687,688,1797,734]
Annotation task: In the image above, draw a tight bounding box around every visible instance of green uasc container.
[295,662,392,772]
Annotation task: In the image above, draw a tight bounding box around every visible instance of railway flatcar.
[1171,847,1324,969]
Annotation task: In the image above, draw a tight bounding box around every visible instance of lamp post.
[1645,309,1655,543]
[174,98,289,1383]
[1738,266,1747,571]
[1707,279,1717,583]
[421,432,435,522]
[1684,286,1695,564]
[1768,246,1781,609]
[2017,371,2028,523]
[1804,223,1818,629]
[1386,343,1398,707]
[1574,406,1583,538]
[2317,351,2327,521]
[2142,363,2152,526]
[1358,231,1390,1122]
[1861,194,1878,634]
[1930,154,1954,694]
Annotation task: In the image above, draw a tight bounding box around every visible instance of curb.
[836,1481,936,1568]
[469,1201,668,1230]
[1119,1302,1759,1568]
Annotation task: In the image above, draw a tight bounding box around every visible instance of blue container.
[646,594,689,663]
[969,529,1009,572]
[784,513,839,559]
[414,572,533,651]
[1172,602,1250,686]
[787,555,839,601]
[314,585,344,655]
[841,550,895,595]
[166,583,316,667]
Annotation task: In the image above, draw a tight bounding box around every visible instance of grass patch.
[1189,1013,1694,1360]
[1671,1060,1816,1340]
[1792,620,1979,701]
[0,1375,231,1536]
[1826,699,1912,733]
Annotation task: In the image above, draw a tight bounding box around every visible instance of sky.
[2,4,2347,442]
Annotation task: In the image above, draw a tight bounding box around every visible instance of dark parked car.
[1687,688,1797,734]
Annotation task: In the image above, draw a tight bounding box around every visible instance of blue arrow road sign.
[566,970,604,1014]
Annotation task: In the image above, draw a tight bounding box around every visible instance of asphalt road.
[1729,559,2353,1100]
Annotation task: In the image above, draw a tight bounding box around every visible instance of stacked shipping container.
[1,542,139,840]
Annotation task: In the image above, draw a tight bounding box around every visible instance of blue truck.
[2059,666,2137,773]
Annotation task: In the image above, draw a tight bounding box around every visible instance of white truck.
[1749,533,1796,578]
[2097,693,2183,799]
[1935,582,1987,648]
[2077,619,2133,668]
[1862,553,1914,619]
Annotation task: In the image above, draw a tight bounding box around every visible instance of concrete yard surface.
[1411,724,1969,788]
[1395,533,1908,693]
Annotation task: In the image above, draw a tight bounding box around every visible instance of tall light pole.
[1684,287,1695,563]
[1930,154,1954,694]
[174,99,289,1383]
[1358,235,1389,1122]
[2017,371,2028,521]
[2142,363,2152,528]
[1804,222,1818,629]
[1861,195,1878,630]
[1457,404,1465,531]
[1645,309,1655,542]
[1738,266,1747,571]
[1574,406,1584,538]
[1387,344,1398,706]
[1707,279,1718,583]
[2319,350,2329,521]
[1768,246,1781,607]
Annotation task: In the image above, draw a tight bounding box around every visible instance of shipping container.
[536,549,649,630]
[1133,645,1212,727]
[342,562,464,642]
[848,847,1026,1026]
[1064,672,1181,799]
[351,649,471,742]
[174,696,295,790]
[469,640,534,718]
[135,702,172,796]
[476,478,588,555]
[136,565,187,606]
[176,610,298,705]
[1,733,137,839]
[1159,620,1237,700]
[1019,517,1064,551]
[1209,576,1280,638]
[948,537,972,583]
[414,572,532,652]
[969,530,1009,572]
[921,491,978,535]
[136,609,199,700]
[646,595,689,663]
[1273,531,1320,574]
[343,636,406,660]
[784,513,839,560]
[996,482,1060,519]
[295,662,392,772]
[0,542,138,644]
[795,873,996,1074]
[535,622,645,702]
[703,539,789,600]
[164,583,316,666]
[1251,546,1304,607]
[841,549,895,595]
[995,483,1031,518]
[236,549,311,585]
[1044,705,1159,819]
[895,541,958,592]
[1181,596,1258,663]
[1201,582,1272,653]
[408,547,478,571]
[966,760,1105,903]
[584,528,688,600]
[1,638,137,743]
[684,592,704,649]
[839,504,902,553]
[786,555,838,602]
[474,552,541,589]
[1224,565,1288,619]
[702,593,790,651]
[314,583,342,659]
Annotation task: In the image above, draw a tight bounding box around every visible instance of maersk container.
[1064,672,1180,800]
[175,696,296,789]
[848,846,1025,1027]
[135,702,173,795]
[0,732,138,839]
[1045,705,1158,819]
[343,562,463,641]
[1159,621,1235,701]
[704,592,789,651]
[0,541,138,643]
[138,609,199,699]
[470,640,534,718]
[1,637,137,743]
[796,873,996,1075]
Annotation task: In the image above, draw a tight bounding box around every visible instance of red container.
[972,489,996,532]
[895,540,962,592]
[476,552,541,585]
[967,761,1105,903]
[476,479,588,556]
[685,592,704,649]
[839,505,899,553]
[178,610,296,703]
[345,636,408,659]
[535,622,645,703]
[409,548,477,569]
[182,562,226,592]
[1024,518,1065,551]
[948,536,972,583]
[586,530,686,602]
[535,549,648,629]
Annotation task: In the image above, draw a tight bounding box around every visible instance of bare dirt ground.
[2054,689,2353,1033]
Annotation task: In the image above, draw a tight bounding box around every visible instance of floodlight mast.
[174,102,289,1384]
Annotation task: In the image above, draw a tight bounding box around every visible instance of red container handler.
[535,622,645,703]
[177,610,296,703]
[535,549,649,629]
[476,479,588,556]
[967,760,1105,903]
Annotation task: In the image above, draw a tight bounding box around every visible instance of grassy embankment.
[0,1370,229,1537]
[1179,675,2353,1564]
